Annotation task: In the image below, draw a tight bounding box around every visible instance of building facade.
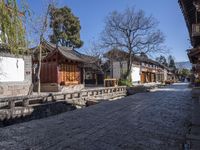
[32,41,104,92]
[106,49,174,85]
[179,0,200,85]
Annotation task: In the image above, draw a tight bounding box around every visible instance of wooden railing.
[0,86,127,109]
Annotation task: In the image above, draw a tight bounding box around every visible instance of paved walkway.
[0,83,192,150]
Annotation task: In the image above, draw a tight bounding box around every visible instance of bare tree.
[37,4,52,94]
[85,42,124,78]
[27,0,56,94]
[84,42,107,74]
[101,7,166,79]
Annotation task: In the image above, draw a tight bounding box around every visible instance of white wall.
[0,56,24,82]
[131,66,140,84]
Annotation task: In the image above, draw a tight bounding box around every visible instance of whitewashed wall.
[0,56,24,82]
[113,61,141,84]
[131,66,140,84]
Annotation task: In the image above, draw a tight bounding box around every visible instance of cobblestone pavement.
[0,83,192,150]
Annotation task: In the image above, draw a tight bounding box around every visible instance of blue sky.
[27,0,191,62]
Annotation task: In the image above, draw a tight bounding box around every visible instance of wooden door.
[59,63,80,85]
[41,62,57,83]
[141,72,145,83]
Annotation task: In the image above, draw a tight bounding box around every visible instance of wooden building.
[106,49,173,84]
[32,41,84,92]
[179,0,200,84]
[139,53,158,83]
[80,54,104,85]
[32,41,104,92]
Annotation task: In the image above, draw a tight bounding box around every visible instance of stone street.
[0,83,192,150]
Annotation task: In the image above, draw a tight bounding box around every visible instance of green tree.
[168,55,176,69]
[180,68,190,77]
[49,6,83,48]
[0,0,27,54]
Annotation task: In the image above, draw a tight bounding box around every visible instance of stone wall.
[37,83,85,92]
[0,53,32,98]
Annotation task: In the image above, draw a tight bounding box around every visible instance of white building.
[106,49,174,85]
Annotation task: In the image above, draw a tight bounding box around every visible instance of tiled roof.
[58,47,84,62]
[105,49,169,69]
[34,41,86,62]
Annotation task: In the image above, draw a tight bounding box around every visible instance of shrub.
[118,79,132,87]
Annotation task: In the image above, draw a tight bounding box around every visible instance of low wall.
[0,82,31,98]
[0,53,32,98]
[0,101,76,127]
[36,83,85,92]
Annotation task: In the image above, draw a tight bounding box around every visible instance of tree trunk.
[37,44,42,95]
[124,50,132,80]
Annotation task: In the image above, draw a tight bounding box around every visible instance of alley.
[0,83,192,150]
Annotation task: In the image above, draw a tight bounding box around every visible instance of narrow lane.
[0,83,192,150]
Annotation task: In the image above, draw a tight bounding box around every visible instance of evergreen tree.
[168,55,176,69]
[156,55,168,66]
[49,6,83,48]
